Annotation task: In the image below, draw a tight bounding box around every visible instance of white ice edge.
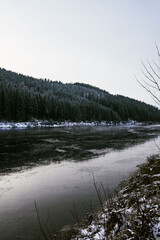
[0,120,144,130]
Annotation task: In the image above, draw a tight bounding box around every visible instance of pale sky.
[0,0,160,106]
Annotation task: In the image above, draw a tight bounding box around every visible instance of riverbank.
[71,155,160,240]
[0,119,146,130]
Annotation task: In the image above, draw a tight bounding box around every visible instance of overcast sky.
[0,0,160,106]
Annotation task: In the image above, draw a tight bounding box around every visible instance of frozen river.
[0,124,160,239]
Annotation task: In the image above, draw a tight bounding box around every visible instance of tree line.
[0,67,160,122]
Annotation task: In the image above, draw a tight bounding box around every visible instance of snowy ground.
[71,155,160,240]
[0,120,143,130]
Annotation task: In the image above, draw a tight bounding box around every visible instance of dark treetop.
[0,67,160,122]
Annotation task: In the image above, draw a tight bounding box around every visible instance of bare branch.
[141,61,156,83]
[141,77,158,91]
[155,42,160,59]
[34,201,50,240]
[140,68,156,85]
[147,60,160,90]
[137,44,160,107]
[153,60,160,72]
[135,75,160,106]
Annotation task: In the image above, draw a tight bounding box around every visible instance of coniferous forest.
[0,67,160,122]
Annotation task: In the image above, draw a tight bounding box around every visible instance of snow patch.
[0,120,145,130]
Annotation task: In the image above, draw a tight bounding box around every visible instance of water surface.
[0,125,160,239]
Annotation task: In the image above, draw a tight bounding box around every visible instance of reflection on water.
[0,125,160,239]
[0,125,160,173]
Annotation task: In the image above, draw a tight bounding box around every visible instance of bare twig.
[136,44,160,107]
[34,201,50,240]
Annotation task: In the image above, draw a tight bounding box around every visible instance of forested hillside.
[0,67,160,122]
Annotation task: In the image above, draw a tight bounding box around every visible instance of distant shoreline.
[0,119,149,130]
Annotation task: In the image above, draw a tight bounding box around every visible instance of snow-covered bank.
[71,155,160,240]
[0,120,144,130]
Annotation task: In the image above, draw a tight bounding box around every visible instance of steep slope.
[0,67,160,122]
